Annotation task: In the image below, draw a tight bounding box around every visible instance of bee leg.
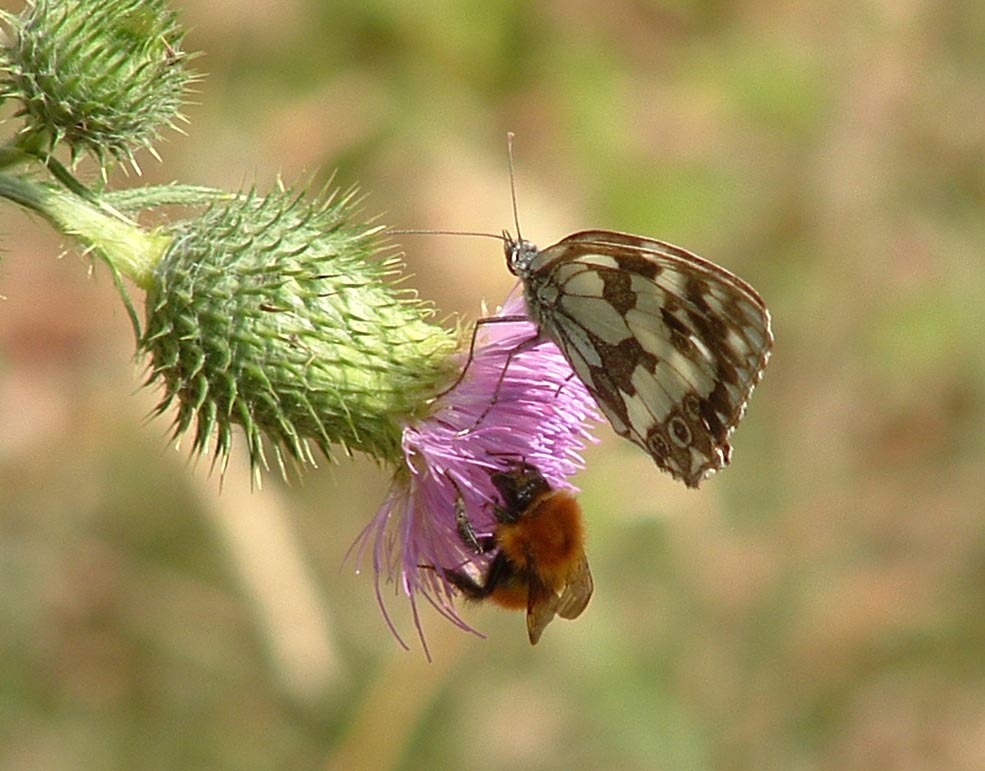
[443,551,517,603]
[453,496,493,554]
[442,566,491,600]
[448,475,496,553]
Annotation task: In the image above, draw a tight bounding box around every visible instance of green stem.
[44,156,101,202]
[0,143,35,173]
[104,184,232,212]
[0,173,46,213]
[0,173,170,290]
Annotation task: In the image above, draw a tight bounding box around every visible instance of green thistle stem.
[0,142,36,173]
[104,184,233,212]
[0,174,169,289]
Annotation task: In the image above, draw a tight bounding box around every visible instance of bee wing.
[525,577,561,645]
[525,555,594,644]
[555,553,593,620]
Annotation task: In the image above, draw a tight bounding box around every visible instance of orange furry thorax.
[494,490,585,585]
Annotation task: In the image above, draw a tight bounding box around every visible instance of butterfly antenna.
[506,131,523,242]
[388,228,505,242]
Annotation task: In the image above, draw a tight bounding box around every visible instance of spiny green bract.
[0,0,193,168]
[140,186,457,478]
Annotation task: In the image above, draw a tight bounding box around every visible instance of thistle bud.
[0,0,193,167]
[141,186,457,478]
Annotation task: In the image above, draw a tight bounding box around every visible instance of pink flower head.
[350,293,600,657]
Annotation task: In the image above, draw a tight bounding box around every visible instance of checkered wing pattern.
[507,229,773,488]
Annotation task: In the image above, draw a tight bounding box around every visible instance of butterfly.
[404,136,773,487]
[501,227,773,487]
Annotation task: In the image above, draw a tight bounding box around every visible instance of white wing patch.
[558,295,631,345]
[507,228,773,487]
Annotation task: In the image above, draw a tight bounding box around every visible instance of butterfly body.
[504,229,773,488]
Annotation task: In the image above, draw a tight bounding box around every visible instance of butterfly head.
[503,230,539,277]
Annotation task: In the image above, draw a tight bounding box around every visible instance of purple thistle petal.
[349,292,600,655]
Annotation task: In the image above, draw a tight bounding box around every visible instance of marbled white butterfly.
[410,137,773,487]
[503,227,772,488]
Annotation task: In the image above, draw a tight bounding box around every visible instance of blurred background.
[2,1,984,768]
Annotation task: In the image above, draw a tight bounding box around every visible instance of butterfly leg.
[552,370,578,399]
[431,314,530,401]
[459,329,546,433]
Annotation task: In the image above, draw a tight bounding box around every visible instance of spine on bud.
[0,0,194,169]
[0,1,458,480]
[141,187,457,477]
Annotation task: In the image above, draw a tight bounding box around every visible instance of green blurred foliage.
[1,0,984,769]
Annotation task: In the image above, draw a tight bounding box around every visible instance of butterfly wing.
[521,230,773,487]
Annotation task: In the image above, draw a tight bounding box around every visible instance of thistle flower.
[1,151,601,650]
[351,293,601,656]
[0,0,601,657]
